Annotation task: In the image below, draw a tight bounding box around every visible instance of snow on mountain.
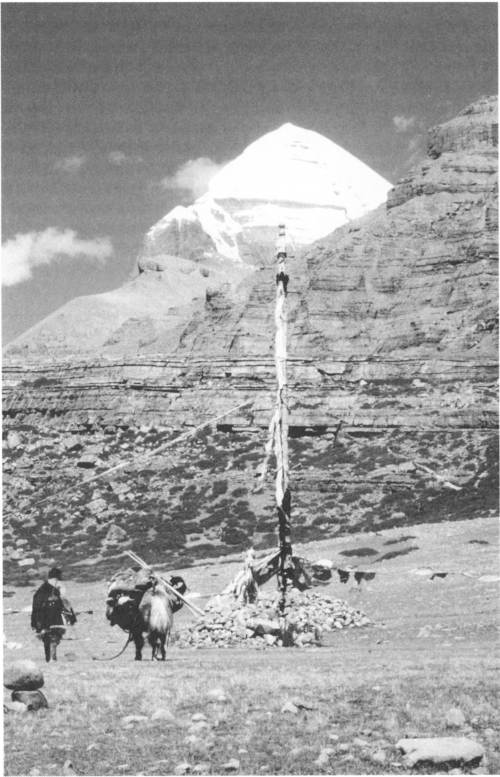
[144,123,393,266]
[209,123,390,210]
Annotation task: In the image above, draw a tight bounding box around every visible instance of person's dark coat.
[31,581,65,632]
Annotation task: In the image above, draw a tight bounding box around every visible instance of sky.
[2,2,498,345]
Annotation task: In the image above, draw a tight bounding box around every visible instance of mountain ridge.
[4,121,392,358]
[140,122,392,267]
[4,96,497,426]
[2,96,498,584]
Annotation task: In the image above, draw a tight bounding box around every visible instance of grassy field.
[4,516,499,776]
[4,650,499,776]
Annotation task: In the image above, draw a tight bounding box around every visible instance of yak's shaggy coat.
[139,580,174,660]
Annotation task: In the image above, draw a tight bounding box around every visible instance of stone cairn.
[176,588,369,649]
[4,659,48,713]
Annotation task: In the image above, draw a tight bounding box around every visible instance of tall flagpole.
[274,224,293,616]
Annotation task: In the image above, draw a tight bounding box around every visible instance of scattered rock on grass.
[174,763,192,775]
[291,697,316,710]
[397,738,485,767]
[220,759,240,772]
[62,761,79,776]
[371,750,387,764]
[206,688,227,702]
[281,701,299,714]
[314,748,334,767]
[446,708,467,728]
[151,708,176,722]
[192,764,210,775]
[121,715,148,726]
[4,660,44,691]
[188,721,209,734]
[184,735,209,752]
[4,700,28,714]
[12,690,48,710]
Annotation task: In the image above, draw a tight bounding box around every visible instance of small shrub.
[212,480,228,497]
[339,489,371,505]
[183,522,203,534]
[221,526,249,545]
[231,487,248,498]
[383,535,418,546]
[255,518,275,532]
[340,547,379,558]
[32,376,60,388]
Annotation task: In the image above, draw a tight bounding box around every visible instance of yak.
[106,572,186,660]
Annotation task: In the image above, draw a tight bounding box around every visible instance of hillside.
[3,122,391,360]
[2,96,498,585]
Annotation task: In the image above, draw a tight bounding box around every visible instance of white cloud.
[160,157,227,199]
[108,151,143,165]
[393,115,416,133]
[54,155,87,173]
[2,228,113,287]
[109,151,127,165]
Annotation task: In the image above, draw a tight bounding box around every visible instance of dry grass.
[4,515,499,776]
[4,648,500,776]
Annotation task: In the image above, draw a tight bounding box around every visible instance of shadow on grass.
[375,547,419,563]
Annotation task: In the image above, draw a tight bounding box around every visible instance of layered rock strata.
[2,98,498,582]
[3,97,497,433]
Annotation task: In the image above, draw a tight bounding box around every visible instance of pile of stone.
[176,589,369,649]
[4,660,48,713]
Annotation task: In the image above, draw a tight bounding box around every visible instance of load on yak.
[105,552,188,661]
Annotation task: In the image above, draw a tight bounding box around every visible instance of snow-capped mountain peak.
[141,123,392,266]
[208,123,390,211]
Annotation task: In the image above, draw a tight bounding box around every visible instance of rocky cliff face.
[2,97,498,584]
[4,96,497,430]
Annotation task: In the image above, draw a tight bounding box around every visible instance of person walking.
[31,567,76,662]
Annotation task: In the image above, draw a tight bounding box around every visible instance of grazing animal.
[106,573,186,661]
[138,578,173,661]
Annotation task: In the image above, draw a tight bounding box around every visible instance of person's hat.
[48,567,62,581]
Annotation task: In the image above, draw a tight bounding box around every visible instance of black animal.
[106,574,186,660]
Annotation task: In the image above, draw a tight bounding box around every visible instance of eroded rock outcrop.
[2,98,498,582]
[3,97,497,432]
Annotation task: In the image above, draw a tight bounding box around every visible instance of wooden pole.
[274,224,293,616]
